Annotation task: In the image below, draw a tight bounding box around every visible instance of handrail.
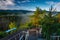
[51,36,60,40]
[0,30,26,40]
[8,32,21,40]
[19,35,24,40]
[51,36,60,37]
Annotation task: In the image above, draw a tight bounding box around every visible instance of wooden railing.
[51,36,60,40]
[0,30,26,40]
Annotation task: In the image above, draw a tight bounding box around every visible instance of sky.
[0,0,60,11]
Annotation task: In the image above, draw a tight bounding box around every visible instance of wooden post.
[29,28,38,40]
[15,37,16,40]
[58,37,59,40]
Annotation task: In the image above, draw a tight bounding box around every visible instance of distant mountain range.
[0,10,60,15]
[0,10,34,14]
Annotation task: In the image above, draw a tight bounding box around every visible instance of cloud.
[0,0,15,10]
[17,0,35,4]
[0,0,35,10]
[46,1,60,11]
[17,0,30,4]
[0,0,15,6]
[21,0,30,3]
[46,1,57,6]
[54,2,60,11]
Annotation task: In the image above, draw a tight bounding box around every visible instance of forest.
[0,6,60,40]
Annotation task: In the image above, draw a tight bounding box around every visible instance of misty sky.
[0,0,60,11]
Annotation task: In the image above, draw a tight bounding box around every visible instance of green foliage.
[31,7,41,28]
[0,31,8,38]
[1,6,60,40]
[0,12,9,15]
[9,22,17,29]
[42,10,46,14]
[40,5,60,40]
[34,7,41,15]
[28,23,36,29]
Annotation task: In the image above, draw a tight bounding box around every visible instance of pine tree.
[32,7,41,28]
[49,5,53,18]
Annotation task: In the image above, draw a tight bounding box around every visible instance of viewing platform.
[0,28,60,40]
